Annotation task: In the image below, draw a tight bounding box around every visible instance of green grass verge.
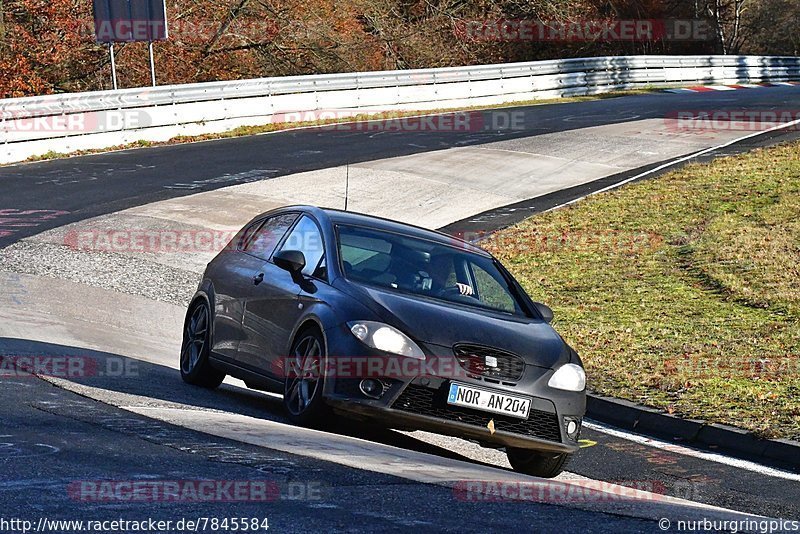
[483,141,800,440]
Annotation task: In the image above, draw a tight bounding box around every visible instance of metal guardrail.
[1,55,799,164]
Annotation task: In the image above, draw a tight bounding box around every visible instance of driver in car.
[428,254,474,297]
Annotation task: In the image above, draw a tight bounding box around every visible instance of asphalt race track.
[4,86,800,245]
[2,86,800,531]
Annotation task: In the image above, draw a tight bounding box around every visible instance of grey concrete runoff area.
[1,86,800,531]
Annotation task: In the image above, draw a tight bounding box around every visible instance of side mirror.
[274,250,306,274]
[534,302,554,323]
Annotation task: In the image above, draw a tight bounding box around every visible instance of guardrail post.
[1,111,7,162]
[468,70,473,99]
[220,88,227,122]
[267,81,274,120]
[172,90,178,130]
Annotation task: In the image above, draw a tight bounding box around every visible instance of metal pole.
[148,41,157,87]
[344,165,349,211]
[0,0,6,43]
[109,43,118,90]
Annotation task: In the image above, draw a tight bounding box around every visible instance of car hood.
[340,283,570,369]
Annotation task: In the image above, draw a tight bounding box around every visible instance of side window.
[471,264,517,313]
[237,220,264,251]
[339,231,393,282]
[313,257,328,281]
[277,216,326,279]
[243,213,298,260]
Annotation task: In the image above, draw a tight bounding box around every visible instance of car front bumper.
[328,385,579,454]
[322,323,585,454]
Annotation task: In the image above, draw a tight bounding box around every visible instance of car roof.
[273,205,491,257]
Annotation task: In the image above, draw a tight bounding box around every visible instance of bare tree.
[698,0,750,53]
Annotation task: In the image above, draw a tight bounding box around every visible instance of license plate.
[447,382,531,419]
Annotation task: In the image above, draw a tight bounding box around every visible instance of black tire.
[284,327,330,426]
[180,300,225,388]
[507,448,571,478]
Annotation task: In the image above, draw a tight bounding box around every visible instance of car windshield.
[337,225,528,316]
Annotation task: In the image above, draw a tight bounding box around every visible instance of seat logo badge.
[485,355,498,368]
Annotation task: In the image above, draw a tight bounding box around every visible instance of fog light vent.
[564,417,581,440]
[359,379,386,399]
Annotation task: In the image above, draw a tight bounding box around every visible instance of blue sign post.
[92,0,169,88]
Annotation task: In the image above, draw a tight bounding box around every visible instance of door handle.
[253,273,264,285]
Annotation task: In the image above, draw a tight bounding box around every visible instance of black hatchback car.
[181,205,586,477]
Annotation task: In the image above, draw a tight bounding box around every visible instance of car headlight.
[548,364,586,392]
[347,321,425,360]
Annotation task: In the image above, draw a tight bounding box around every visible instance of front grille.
[392,384,562,443]
[454,344,526,383]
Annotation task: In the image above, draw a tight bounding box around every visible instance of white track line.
[584,421,800,482]
[547,117,800,212]
[39,377,766,521]
[543,117,800,479]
